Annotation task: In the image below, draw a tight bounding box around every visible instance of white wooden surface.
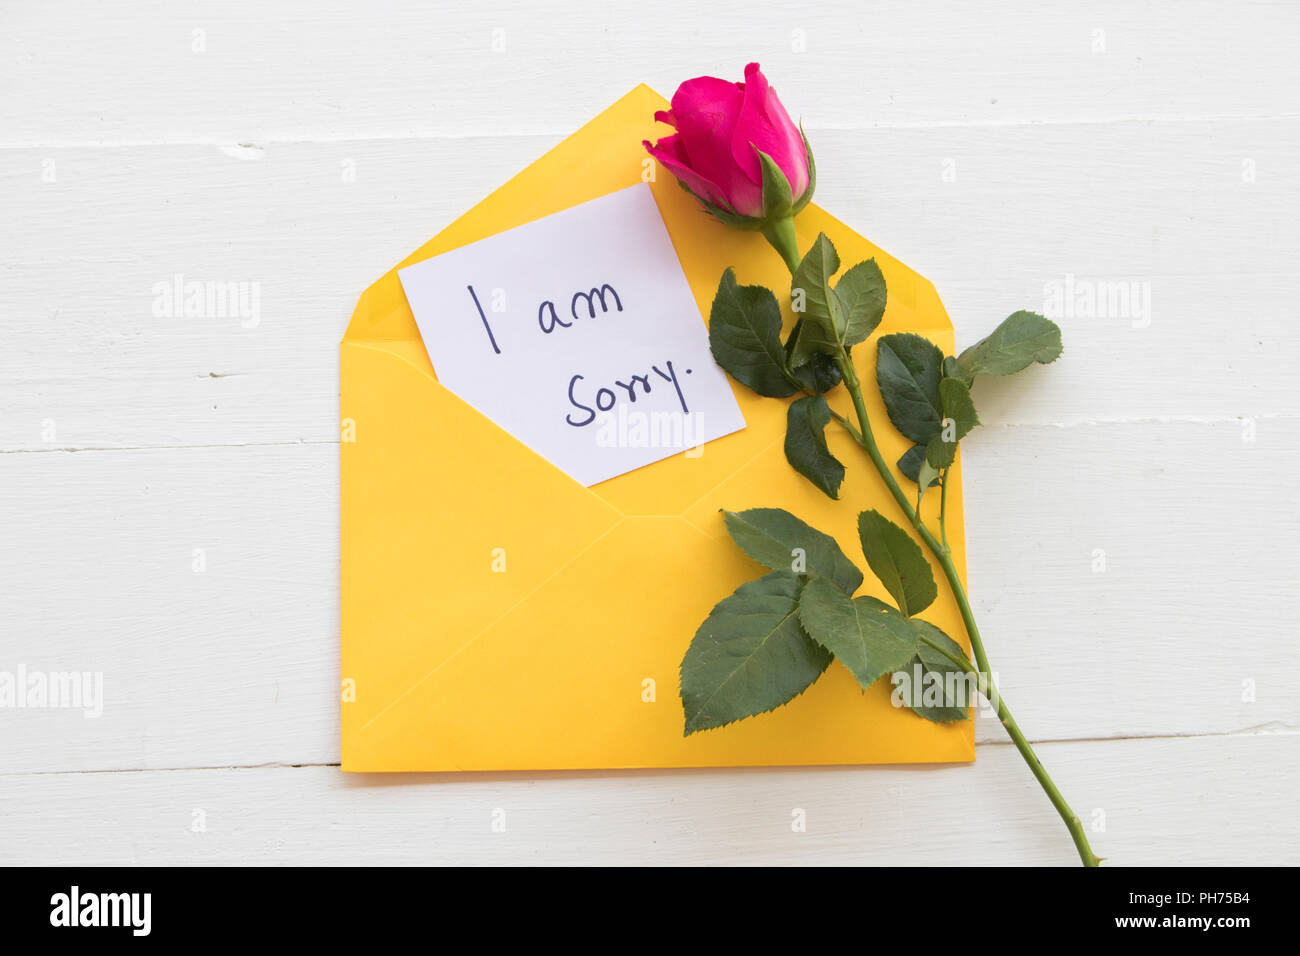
[2,0,1297,865]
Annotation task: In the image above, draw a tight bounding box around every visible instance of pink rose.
[644,62,813,222]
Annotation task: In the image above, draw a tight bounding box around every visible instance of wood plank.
[0,733,1292,865]
[4,1,1298,144]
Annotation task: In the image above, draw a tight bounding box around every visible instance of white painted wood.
[4,1,1299,144]
[0,733,1293,866]
[1,0,1296,865]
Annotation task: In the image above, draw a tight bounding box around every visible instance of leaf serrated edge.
[679,574,830,736]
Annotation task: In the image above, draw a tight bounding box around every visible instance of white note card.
[397,184,747,486]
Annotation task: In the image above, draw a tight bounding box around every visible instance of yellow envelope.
[341,84,974,772]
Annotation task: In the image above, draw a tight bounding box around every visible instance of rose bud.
[644,63,815,271]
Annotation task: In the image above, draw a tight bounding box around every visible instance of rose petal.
[730,62,809,198]
[643,136,734,210]
[661,76,764,215]
[669,75,745,119]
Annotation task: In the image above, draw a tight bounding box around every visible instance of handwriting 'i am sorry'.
[466,282,623,355]
[464,280,694,427]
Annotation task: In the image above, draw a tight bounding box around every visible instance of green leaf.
[755,149,794,219]
[798,578,920,691]
[784,396,844,500]
[925,377,981,469]
[789,346,843,394]
[834,259,887,347]
[897,444,941,487]
[924,438,952,470]
[857,509,937,617]
[788,319,836,368]
[957,311,1063,383]
[708,268,798,398]
[899,620,973,723]
[793,233,841,326]
[723,508,863,594]
[681,570,831,734]
[915,459,941,505]
[789,233,844,365]
[940,377,979,436]
[875,333,945,444]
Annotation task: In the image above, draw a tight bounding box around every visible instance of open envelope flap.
[341,85,974,771]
